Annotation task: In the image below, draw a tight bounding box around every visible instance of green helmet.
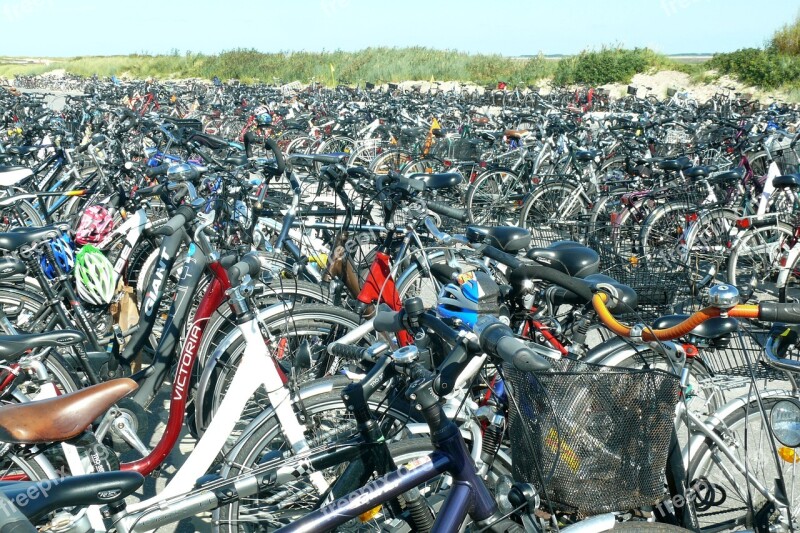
[74,245,116,306]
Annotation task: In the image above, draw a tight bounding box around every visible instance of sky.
[1,0,798,57]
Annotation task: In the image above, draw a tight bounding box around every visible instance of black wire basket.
[504,359,680,515]
[589,235,691,321]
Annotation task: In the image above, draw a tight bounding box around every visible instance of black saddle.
[549,273,638,315]
[773,173,800,189]
[658,156,692,172]
[188,131,233,151]
[0,330,86,360]
[225,155,248,167]
[709,167,744,185]
[0,471,143,521]
[5,146,39,157]
[526,241,600,278]
[409,172,463,190]
[575,149,599,162]
[290,153,347,166]
[684,165,716,179]
[0,226,65,252]
[466,225,531,253]
[652,314,738,346]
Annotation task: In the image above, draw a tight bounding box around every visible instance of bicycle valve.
[707,284,740,314]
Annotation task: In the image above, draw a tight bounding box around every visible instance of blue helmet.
[40,234,75,279]
[436,271,499,328]
[255,113,272,127]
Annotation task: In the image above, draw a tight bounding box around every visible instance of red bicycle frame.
[357,251,413,345]
[121,261,230,475]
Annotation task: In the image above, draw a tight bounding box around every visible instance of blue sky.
[1,0,797,56]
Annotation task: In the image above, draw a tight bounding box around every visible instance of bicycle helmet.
[74,245,116,306]
[255,113,272,127]
[75,205,114,246]
[436,271,500,328]
[39,234,75,279]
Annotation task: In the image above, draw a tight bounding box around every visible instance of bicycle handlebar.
[426,200,469,223]
[589,293,800,342]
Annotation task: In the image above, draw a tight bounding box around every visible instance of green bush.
[1,47,697,87]
[553,47,669,85]
[709,48,800,89]
[772,13,800,55]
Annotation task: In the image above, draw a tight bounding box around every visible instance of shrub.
[772,13,800,55]
[709,48,800,89]
[553,47,665,85]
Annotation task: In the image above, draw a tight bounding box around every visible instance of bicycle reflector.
[771,399,800,449]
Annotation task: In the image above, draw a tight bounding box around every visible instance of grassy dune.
[4,16,800,97]
[0,47,705,86]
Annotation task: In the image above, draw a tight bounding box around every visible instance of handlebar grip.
[426,201,469,223]
[135,183,165,197]
[151,213,186,237]
[509,265,594,302]
[151,204,196,236]
[144,163,170,178]
[0,492,36,532]
[287,171,301,193]
[329,343,368,360]
[374,305,406,333]
[474,315,551,371]
[480,245,522,270]
[264,137,286,174]
[227,252,263,286]
[0,519,37,533]
[759,302,800,324]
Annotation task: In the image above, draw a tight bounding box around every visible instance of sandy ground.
[5,66,792,104]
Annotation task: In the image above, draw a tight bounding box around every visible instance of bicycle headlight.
[771,399,800,448]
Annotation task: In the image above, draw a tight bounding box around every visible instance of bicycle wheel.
[465,168,526,226]
[214,391,425,532]
[369,149,413,175]
[780,246,800,303]
[198,305,371,441]
[402,156,446,176]
[0,200,44,230]
[639,200,694,258]
[727,222,794,303]
[518,182,585,243]
[682,209,739,286]
[686,395,799,531]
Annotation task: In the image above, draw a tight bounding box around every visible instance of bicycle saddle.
[504,129,529,139]
[548,272,638,315]
[684,165,716,179]
[466,225,531,253]
[408,172,463,190]
[0,330,85,360]
[0,378,137,444]
[290,153,347,166]
[0,166,33,187]
[575,149,599,162]
[658,156,692,172]
[5,146,38,157]
[0,225,65,252]
[710,167,744,185]
[0,471,144,521]
[525,241,600,278]
[187,131,233,151]
[652,314,738,345]
[773,173,800,189]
